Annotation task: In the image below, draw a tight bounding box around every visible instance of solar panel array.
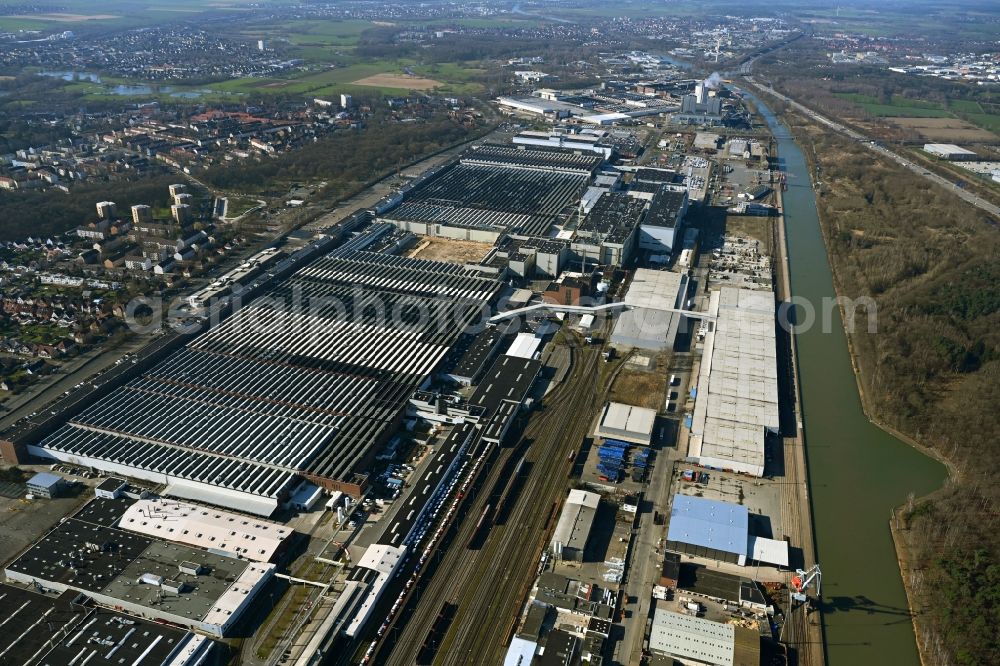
[38,248,501,501]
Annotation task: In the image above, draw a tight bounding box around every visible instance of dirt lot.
[888,117,997,143]
[725,214,773,249]
[608,352,671,411]
[0,493,86,562]
[352,73,442,90]
[406,236,492,264]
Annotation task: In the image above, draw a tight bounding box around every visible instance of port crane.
[782,564,823,645]
[791,564,822,604]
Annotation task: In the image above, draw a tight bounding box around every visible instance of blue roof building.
[665,494,749,565]
[26,472,66,498]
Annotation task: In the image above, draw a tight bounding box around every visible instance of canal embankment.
[744,86,947,666]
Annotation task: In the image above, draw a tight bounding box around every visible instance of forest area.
[782,111,1000,666]
[199,112,485,197]
[0,110,486,242]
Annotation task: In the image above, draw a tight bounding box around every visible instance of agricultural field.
[887,117,998,143]
[832,93,950,118]
[833,93,1000,135]
[352,73,442,91]
[0,0,255,31]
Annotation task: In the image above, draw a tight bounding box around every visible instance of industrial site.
[0,71,815,666]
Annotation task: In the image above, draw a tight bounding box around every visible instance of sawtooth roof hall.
[31,226,502,516]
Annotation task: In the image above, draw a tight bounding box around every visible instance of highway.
[739,77,1000,221]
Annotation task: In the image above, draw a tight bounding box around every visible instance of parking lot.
[711,159,772,207]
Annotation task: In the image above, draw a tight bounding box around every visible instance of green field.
[949,99,984,113]
[958,112,1000,133]
[0,18,52,31]
[834,93,950,117]
[228,18,374,53]
[833,92,1000,131]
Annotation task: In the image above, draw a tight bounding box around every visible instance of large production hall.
[30,225,503,516]
[380,144,602,241]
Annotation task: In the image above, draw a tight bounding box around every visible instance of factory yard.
[607,351,672,411]
[0,491,87,561]
[406,236,493,264]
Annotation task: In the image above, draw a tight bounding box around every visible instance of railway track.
[438,343,607,664]
[371,343,586,665]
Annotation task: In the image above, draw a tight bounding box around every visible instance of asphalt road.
[0,333,151,430]
[745,77,1000,221]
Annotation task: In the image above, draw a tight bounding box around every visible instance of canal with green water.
[746,90,947,665]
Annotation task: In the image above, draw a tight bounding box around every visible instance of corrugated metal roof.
[599,402,656,438]
[689,287,778,476]
[506,332,542,359]
[649,606,735,665]
[622,269,684,310]
[666,494,748,557]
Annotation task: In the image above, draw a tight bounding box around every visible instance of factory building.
[571,191,645,268]
[688,288,779,477]
[506,332,544,360]
[0,583,218,666]
[675,83,724,126]
[5,500,274,637]
[513,130,615,159]
[595,402,657,446]
[28,226,502,516]
[342,544,407,638]
[117,498,294,563]
[610,268,689,351]
[94,476,128,499]
[512,238,569,280]
[380,145,599,243]
[637,185,689,255]
[665,495,788,568]
[26,471,67,498]
[649,603,760,666]
[441,328,506,386]
[379,144,603,243]
[666,494,750,565]
[493,236,570,280]
[497,96,578,120]
[551,489,600,561]
[542,273,593,306]
[923,143,977,160]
